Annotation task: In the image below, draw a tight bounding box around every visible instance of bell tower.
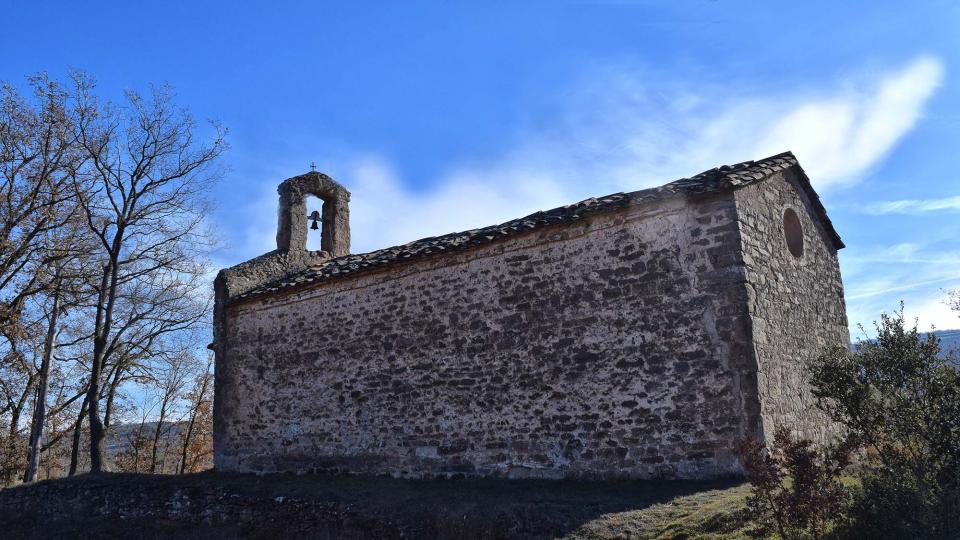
[276,170,351,257]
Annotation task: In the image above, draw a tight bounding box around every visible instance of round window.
[783,208,804,258]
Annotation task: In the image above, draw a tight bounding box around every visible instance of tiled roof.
[233,151,842,302]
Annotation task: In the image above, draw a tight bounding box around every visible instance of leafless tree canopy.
[0,76,84,332]
[0,71,225,485]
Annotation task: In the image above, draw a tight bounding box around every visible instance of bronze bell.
[309,210,321,230]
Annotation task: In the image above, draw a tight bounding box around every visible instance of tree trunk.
[179,410,198,474]
[4,375,33,485]
[150,398,169,474]
[23,278,62,483]
[179,369,210,475]
[87,261,117,473]
[149,421,162,474]
[132,419,147,473]
[86,355,107,473]
[68,393,88,476]
[4,407,23,485]
[103,366,123,432]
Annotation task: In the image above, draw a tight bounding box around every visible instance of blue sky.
[3,0,959,334]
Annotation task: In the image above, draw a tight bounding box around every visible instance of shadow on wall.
[0,471,750,539]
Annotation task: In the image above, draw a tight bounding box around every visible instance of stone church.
[212,151,849,479]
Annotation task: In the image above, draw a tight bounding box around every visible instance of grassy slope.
[563,484,752,539]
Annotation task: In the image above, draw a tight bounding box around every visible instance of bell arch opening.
[305,195,324,252]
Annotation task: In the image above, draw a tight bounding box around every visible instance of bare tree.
[0,75,84,332]
[113,399,154,474]
[0,74,90,486]
[21,275,62,482]
[0,334,36,484]
[22,209,95,483]
[179,354,213,474]
[100,268,211,438]
[149,350,191,473]
[180,354,213,474]
[69,72,226,473]
[0,72,223,481]
[0,300,54,485]
[67,389,88,476]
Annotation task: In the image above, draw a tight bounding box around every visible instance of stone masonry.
[212,152,849,480]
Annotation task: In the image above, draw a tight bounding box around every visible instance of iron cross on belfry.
[308,162,321,229]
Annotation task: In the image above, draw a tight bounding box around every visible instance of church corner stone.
[211,153,849,480]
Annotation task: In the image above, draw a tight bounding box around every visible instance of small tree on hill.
[178,354,213,474]
[738,428,856,540]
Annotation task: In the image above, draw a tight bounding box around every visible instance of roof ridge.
[232,151,839,303]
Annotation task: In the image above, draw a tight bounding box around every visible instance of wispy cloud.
[846,275,960,301]
[843,242,960,268]
[332,56,943,253]
[757,57,943,187]
[848,292,960,336]
[841,238,960,331]
[863,195,960,215]
[229,56,947,330]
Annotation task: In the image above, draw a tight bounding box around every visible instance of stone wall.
[733,168,849,445]
[216,192,759,479]
[0,475,400,539]
[0,472,749,539]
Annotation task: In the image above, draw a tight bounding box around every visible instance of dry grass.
[562,483,752,539]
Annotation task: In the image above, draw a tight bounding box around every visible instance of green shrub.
[810,308,960,539]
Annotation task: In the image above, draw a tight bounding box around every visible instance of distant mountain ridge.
[935,329,960,355]
[852,329,960,358]
[106,421,186,457]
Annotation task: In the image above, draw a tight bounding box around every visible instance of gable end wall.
[733,167,849,445]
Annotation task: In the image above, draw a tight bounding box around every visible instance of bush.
[809,308,960,539]
[738,427,855,539]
